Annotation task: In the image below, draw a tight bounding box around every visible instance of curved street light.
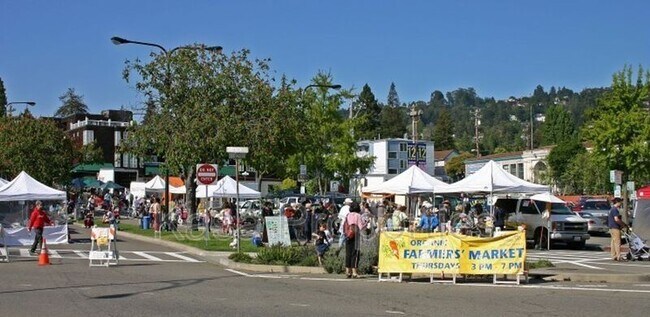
[111,36,222,231]
[4,101,36,117]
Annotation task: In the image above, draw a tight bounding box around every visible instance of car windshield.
[583,201,610,210]
[580,212,594,218]
[534,201,574,215]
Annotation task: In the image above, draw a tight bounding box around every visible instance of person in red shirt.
[28,200,53,254]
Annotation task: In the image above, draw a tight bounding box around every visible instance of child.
[313,222,333,266]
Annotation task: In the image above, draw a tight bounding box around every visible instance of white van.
[495,197,590,249]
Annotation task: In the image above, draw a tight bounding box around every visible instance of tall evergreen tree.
[432,108,455,150]
[0,77,7,117]
[353,84,382,140]
[541,104,575,145]
[379,105,407,138]
[387,82,400,108]
[55,88,89,117]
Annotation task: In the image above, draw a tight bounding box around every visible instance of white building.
[355,138,435,194]
[464,146,552,184]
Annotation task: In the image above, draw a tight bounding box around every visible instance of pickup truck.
[495,197,590,249]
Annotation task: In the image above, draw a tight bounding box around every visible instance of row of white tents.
[362,160,550,196]
[130,175,261,200]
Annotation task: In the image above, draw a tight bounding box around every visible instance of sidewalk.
[108,220,650,283]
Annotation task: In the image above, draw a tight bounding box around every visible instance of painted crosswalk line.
[4,248,204,263]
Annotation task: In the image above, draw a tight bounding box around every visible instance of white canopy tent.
[0,171,68,247]
[0,171,66,201]
[144,175,166,193]
[362,165,452,195]
[530,192,565,204]
[435,160,549,194]
[206,175,261,199]
[170,185,186,194]
[0,177,9,187]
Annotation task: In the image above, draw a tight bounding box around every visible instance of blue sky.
[1,0,649,117]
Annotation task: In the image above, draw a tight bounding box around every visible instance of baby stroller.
[623,229,650,261]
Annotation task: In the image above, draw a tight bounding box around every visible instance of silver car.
[578,212,609,235]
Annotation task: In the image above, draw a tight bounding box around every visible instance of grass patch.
[115,223,260,252]
[526,259,555,269]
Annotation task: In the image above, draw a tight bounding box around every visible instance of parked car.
[580,198,610,224]
[495,197,590,249]
[576,212,609,235]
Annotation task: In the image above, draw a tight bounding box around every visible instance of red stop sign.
[196,164,217,185]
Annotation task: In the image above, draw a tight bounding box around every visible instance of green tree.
[55,88,89,117]
[79,141,105,164]
[541,104,575,145]
[0,116,75,185]
[0,77,7,117]
[582,65,650,184]
[432,108,455,150]
[285,72,373,194]
[387,82,400,108]
[547,138,585,191]
[378,106,407,138]
[445,151,474,181]
[561,151,609,195]
[121,46,303,222]
[353,84,382,140]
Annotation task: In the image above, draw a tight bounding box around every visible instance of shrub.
[298,254,319,267]
[229,252,253,263]
[323,248,345,274]
[526,259,554,269]
[358,236,379,275]
[254,244,311,266]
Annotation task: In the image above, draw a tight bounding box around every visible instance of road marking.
[634,284,650,287]
[565,261,604,270]
[133,251,164,261]
[289,303,310,307]
[386,310,406,315]
[74,250,88,258]
[48,250,62,258]
[225,269,650,294]
[166,252,201,262]
[19,249,31,257]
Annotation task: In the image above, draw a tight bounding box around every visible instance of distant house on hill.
[463,147,552,184]
[433,149,459,182]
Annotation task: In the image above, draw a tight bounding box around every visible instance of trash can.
[142,216,151,230]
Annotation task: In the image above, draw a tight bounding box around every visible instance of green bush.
[298,254,319,267]
[526,259,554,269]
[322,237,379,274]
[254,244,312,266]
[323,248,345,273]
[229,252,253,263]
[358,236,379,275]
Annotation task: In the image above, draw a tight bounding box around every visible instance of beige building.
[464,146,552,184]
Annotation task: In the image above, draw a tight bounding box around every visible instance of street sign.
[610,170,622,184]
[299,164,307,176]
[627,181,635,192]
[614,185,622,198]
[196,164,218,185]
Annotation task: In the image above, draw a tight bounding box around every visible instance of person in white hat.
[337,198,354,248]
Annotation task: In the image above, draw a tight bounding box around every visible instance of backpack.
[343,215,358,239]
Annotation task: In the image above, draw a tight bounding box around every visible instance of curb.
[95,225,650,283]
[109,226,327,274]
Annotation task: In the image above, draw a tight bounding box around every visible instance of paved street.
[1,227,649,317]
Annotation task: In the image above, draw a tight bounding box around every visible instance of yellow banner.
[378,231,526,275]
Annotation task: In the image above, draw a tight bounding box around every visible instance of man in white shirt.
[338,198,353,248]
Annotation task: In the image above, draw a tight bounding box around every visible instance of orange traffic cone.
[38,238,50,266]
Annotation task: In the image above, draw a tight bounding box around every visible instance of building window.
[114,131,122,146]
[82,130,94,145]
[517,163,524,179]
[503,165,509,173]
[114,153,122,168]
[388,168,398,175]
[399,160,406,169]
[388,151,397,159]
[399,142,407,152]
[510,164,517,176]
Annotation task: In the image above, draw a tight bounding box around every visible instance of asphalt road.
[1,228,649,317]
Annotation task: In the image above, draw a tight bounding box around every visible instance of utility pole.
[472,108,481,157]
[530,103,534,150]
[409,106,423,167]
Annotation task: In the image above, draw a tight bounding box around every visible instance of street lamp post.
[409,106,423,168]
[4,101,36,117]
[227,146,248,253]
[111,36,222,229]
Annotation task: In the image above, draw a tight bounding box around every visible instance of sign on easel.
[265,216,291,246]
[89,225,118,267]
